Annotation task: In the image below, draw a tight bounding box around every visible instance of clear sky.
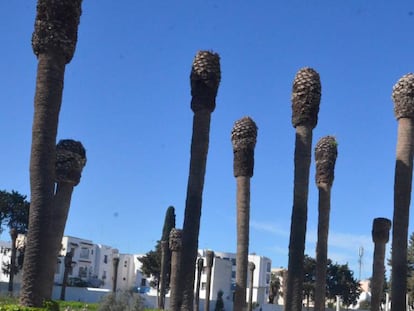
[1,1,414,280]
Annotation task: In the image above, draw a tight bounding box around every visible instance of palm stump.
[391,73,414,310]
[248,262,256,311]
[180,51,221,311]
[195,258,204,311]
[204,250,214,311]
[314,136,338,311]
[286,67,321,311]
[169,228,183,311]
[231,116,258,311]
[21,0,83,306]
[371,218,391,311]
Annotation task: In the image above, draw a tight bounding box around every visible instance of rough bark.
[314,184,330,311]
[248,262,256,311]
[204,250,214,311]
[371,218,391,311]
[8,229,18,295]
[159,240,168,309]
[20,52,66,307]
[170,229,183,311]
[195,258,203,311]
[234,176,251,311]
[180,111,212,311]
[285,125,313,311]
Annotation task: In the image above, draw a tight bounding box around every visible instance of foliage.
[138,206,175,289]
[268,272,281,303]
[97,291,145,311]
[303,255,316,305]
[0,190,30,234]
[214,290,225,311]
[359,300,371,309]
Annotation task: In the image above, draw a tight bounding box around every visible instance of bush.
[98,291,145,311]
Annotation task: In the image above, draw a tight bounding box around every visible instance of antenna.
[358,246,364,280]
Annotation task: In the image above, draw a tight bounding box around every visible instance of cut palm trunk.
[286,67,321,311]
[231,116,258,311]
[180,51,221,311]
[20,1,83,307]
[391,73,414,311]
[371,218,391,311]
[314,136,337,311]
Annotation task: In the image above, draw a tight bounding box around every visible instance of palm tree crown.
[372,218,391,244]
[315,136,338,187]
[190,50,221,112]
[32,0,82,63]
[55,139,87,186]
[393,73,414,119]
[291,67,321,129]
[231,116,258,177]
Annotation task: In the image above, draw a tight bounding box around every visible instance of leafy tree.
[0,190,29,294]
[326,262,361,307]
[303,255,316,307]
[139,206,176,290]
[268,273,281,304]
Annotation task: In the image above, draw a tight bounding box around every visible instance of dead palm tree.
[195,257,204,311]
[169,228,183,311]
[159,240,168,309]
[371,218,391,311]
[314,136,338,311]
[248,262,256,311]
[286,67,321,311]
[180,50,221,311]
[391,72,414,311]
[21,0,83,306]
[204,250,214,311]
[231,116,258,311]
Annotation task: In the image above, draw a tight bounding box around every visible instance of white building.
[198,250,272,309]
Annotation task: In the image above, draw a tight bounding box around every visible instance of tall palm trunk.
[8,228,18,295]
[391,73,414,311]
[180,51,221,311]
[286,67,321,311]
[170,229,183,311]
[112,256,120,292]
[60,251,73,300]
[204,250,214,311]
[20,1,82,307]
[231,117,258,311]
[195,257,204,311]
[314,136,338,311]
[371,218,391,311]
[248,262,256,311]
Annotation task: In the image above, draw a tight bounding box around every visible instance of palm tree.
[231,116,258,311]
[314,136,338,311]
[169,228,183,311]
[20,0,83,307]
[159,240,168,309]
[371,218,391,311]
[391,73,414,310]
[60,251,73,300]
[180,50,221,311]
[286,67,321,311]
[204,250,215,311]
[248,262,256,311]
[195,257,204,311]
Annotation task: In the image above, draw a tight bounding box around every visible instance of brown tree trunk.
[392,118,414,310]
[112,257,120,292]
[248,262,256,311]
[204,251,214,311]
[235,176,251,311]
[195,258,203,311]
[180,111,212,311]
[285,125,313,311]
[314,184,331,311]
[60,251,73,301]
[20,52,66,307]
[170,229,183,311]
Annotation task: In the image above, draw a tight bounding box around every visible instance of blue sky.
[1,1,414,280]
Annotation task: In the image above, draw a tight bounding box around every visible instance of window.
[78,266,88,278]
[102,270,107,280]
[141,278,146,286]
[266,262,271,272]
[103,255,108,264]
[266,274,270,284]
[124,260,128,268]
[231,271,236,279]
[55,259,61,274]
[80,247,89,259]
[201,282,206,290]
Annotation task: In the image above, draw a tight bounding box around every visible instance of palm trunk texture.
[21,52,66,307]
[392,117,414,310]
[181,111,211,311]
[8,229,18,294]
[170,229,183,311]
[286,125,313,311]
[371,218,391,311]
[314,185,330,311]
[235,176,251,311]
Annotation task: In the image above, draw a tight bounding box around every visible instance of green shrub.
[98,291,145,311]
